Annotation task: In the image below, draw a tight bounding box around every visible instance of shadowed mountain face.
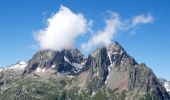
[0,42,169,100]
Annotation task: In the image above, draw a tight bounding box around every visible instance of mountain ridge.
[0,60,27,72]
[0,41,169,100]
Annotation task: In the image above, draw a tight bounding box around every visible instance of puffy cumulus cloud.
[81,12,121,51]
[81,12,154,51]
[34,5,90,51]
[132,13,154,26]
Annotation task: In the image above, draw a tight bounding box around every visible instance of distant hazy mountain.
[0,42,169,100]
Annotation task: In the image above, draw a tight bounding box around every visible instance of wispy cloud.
[132,13,154,26]
[81,12,155,51]
[81,12,121,51]
[34,5,91,51]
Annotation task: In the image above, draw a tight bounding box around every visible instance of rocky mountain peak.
[23,48,86,75]
[106,42,137,67]
[107,41,125,54]
[85,42,170,99]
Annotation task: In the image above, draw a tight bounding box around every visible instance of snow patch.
[91,53,95,57]
[72,63,83,69]
[7,61,27,71]
[81,60,87,66]
[42,68,46,72]
[64,56,84,74]
[64,56,71,64]
[36,67,41,72]
[164,82,170,92]
[0,61,27,72]
[72,67,79,73]
[18,61,27,65]
[105,66,111,84]
[105,52,113,84]
[72,63,84,73]
[91,91,97,97]
[36,67,46,73]
[69,75,74,78]
[107,51,113,67]
[52,65,56,68]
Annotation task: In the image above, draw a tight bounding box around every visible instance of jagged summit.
[91,41,137,68]
[108,42,137,66]
[108,41,125,51]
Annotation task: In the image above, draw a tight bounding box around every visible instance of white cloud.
[34,5,154,52]
[81,12,121,51]
[34,5,90,51]
[81,12,154,51]
[132,13,154,26]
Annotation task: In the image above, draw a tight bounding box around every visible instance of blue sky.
[0,0,170,80]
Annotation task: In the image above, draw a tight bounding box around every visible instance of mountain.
[0,42,169,100]
[0,61,27,94]
[0,61,27,72]
[23,49,86,75]
[159,78,170,94]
